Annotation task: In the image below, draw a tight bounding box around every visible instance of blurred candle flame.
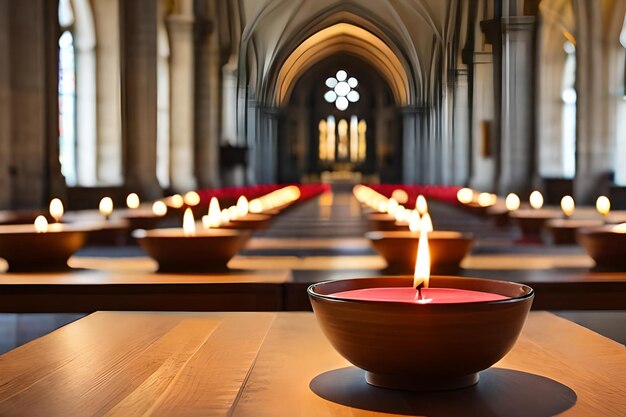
[152,201,167,216]
[596,196,610,217]
[456,188,473,204]
[184,191,201,207]
[560,195,575,217]
[126,193,140,209]
[505,193,520,211]
[409,210,421,233]
[236,196,249,217]
[99,197,114,219]
[49,198,64,223]
[34,215,48,233]
[420,212,433,233]
[416,195,428,215]
[529,191,544,210]
[182,208,196,237]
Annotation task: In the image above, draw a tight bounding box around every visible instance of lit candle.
[386,198,399,216]
[596,196,610,220]
[505,193,520,212]
[249,199,263,214]
[560,195,575,218]
[99,197,114,220]
[416,195,428,215]
[126,193,140,209]
[456,188,473,205]
[413,227,431,302]
[152,201,168,216]
[169,194,184,209]
[529,190,544,210]
[420,212,433,233]
[221,208,231,224]
[206,197,222,228]
[236,196,249,217]
[34,215,49,233]
[408,210,421,233]
[49,198,64,223]
[182,208,196,237]
[477,192,494,208]
[184,191,201,207]
[228,206,239,220]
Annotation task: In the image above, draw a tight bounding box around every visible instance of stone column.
[259,107,281,184]
[119,0,161,199]
[0,0,63,209]
[452,69,471,185]
[166,5,197,192]
[401,107,419,184]
[91,0,122,185]
[482,16,537,195]
[194,0,221,189]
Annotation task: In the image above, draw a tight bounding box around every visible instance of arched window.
[561,40,576,179]
[58,0,97,186]
[58,0,77,185]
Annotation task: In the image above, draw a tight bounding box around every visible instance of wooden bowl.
[0,224,87,272]
[134,228,250,272]
[509,209,559,242]
[308,276,534,391]
[221,214,272,231]
[546,219,603,245]
[577,226,626,270]
[366,231,473,274]
[366,213,398,231]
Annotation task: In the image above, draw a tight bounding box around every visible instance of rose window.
[324,70,359,111]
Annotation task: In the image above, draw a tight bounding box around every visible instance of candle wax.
[330,287,508,304]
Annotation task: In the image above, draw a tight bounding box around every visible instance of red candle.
[330,287,507,304]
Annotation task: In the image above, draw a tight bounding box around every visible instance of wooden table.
[0,311,623,416]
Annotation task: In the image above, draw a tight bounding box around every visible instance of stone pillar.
[259,107,281,184]
[194,0,221,189]
[166,4,197,192]
[91,0,122,185]
[119,0,161,199]
[401,107,419,184]
[452,69,471,185]
[482,16,537,195]
[0,0,63,209]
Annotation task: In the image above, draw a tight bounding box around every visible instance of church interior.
[0,0,625,415]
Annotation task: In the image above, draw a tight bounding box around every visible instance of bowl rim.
[365,230,474,240]
[307,275,534,307]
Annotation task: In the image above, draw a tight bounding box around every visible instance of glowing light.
[99,197,113,219]
[393,206,406,222]
[386,198,399,216]
[249,199,263,214]
[596,196,611,216]
[560,196,575,217]
[170,194,184,209]
[34,215,49,233]
[125,193,140,209]
[612,223,626,233]
[236,196,249,217]
[529,191,544,210]
[152,201,167,216]
[391,189,409,204]
[49,198,64,223]
[182,208,196,237]
[228,206,239,220]
[409,210,421,233]
[377,200,387,213]
[420,212,433,233]
[457,188,473,204]
[505,193,520,211]
[207,197,222,227]
[184,191,201,206]
[413,227,430,289]
[477,193,495,208]
[416,195,428,215]
[220,208,231,224]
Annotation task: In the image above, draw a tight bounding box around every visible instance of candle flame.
[560,195,575,217]
[529,191,544,210]
[612,223,626,233]
[182,208,196,237]
[184,191,201,206]
[207,197,222,227]
[505,193,520,211]
[377,200,387,213]
[420,212,433,233]
[152,201,168,216]
[99,197,114,219]
[391,189,408,204]
[456,188,474,204]
[170,194,184,209]
[413,227,430,289]
[596,196,610,216]
[416,195,428,215]
[393,206,406,221]
[236,196,249,217]
[228,206,239,220]
[34,215,49,233]
[386,198,399,216]
[49,198,64,222]
[477,192,495,207]
[409,210,421,233]
[126,193,140,209]
[249,199,263,214]
[221,208,231,224]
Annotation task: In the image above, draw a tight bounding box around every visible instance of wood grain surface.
[0,311,623,416]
